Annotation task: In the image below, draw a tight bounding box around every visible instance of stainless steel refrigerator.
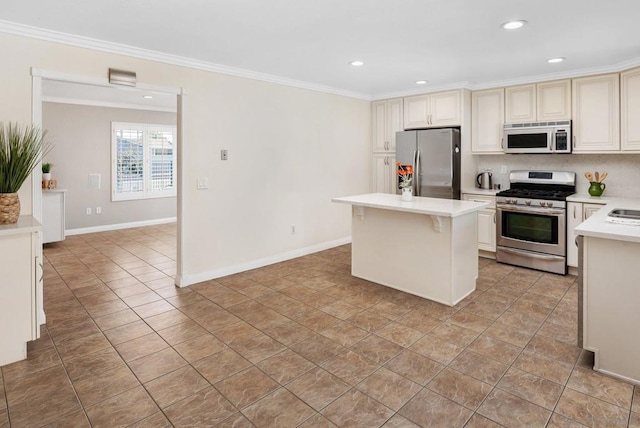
[395,128,461,199]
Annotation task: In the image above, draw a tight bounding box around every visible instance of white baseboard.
[66,217,177,236]
[176,236,352,287]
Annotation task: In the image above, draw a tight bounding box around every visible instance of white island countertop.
[332,193,489,217]
[575,197,640,243]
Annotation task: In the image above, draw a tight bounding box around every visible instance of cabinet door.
[386,98,403,151]
[621,68,640,151]
[505,84,536,123]
[463,194,496,252]
[583,203,604,220]
[537,79,571,121]
[572,74,620,152]
[403,95,430,129]
[372,101,387,152]
[477,210,496,252]
[372,154,396,194]
[567,202,584,268]
[430,90,461,126]
[472,88,505,153]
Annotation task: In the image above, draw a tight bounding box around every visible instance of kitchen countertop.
[0,216,42,237]
[575,197,640,243]
[567,194,612,204]
[332,193,489,217]
[461,188,500,196]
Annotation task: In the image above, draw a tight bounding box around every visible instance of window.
[112,122,176,201]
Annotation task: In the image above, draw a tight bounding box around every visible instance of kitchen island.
[575,198,640,384]
[332,193,489,306]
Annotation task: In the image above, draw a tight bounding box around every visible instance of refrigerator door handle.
[414,150,420,196]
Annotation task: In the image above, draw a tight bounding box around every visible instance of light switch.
[197,177,209,190]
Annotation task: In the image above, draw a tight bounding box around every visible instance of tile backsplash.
[475,154,640,198]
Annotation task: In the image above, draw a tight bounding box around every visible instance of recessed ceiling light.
[501,20,527,30]
[349,60,364,67]
[547,57,566,64]
[415,80,428,85]
[143,95,153,99]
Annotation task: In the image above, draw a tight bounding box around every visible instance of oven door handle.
[498,246,564,261]
[497,205,565,216]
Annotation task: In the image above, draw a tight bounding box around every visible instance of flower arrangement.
[396,162,414,188]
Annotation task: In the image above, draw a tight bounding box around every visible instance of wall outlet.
[96,207,102,214]
[197,177,209,190]
[86,208,92,215]
[501,165,508,174]
[221,149,228,161]
[291,225,296,234]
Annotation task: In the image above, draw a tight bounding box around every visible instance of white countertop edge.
[575,197,640,243]
[567,194,612,204]
[332,193,489,217]
[0,216,42,236]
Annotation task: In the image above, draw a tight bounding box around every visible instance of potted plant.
[0,122,50,224]
[42,162,52,181]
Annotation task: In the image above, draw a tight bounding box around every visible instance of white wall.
[475,154,640,197]
[0,32,370,284]
[42,102,177,230]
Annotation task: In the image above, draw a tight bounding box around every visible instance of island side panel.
[450,211,479,305]
[583,236,640,383]
[350,206,455,305]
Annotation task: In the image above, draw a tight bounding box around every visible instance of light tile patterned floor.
[1,223,639,427]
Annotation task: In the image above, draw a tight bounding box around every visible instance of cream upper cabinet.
[621,68,640,151]
[403,90,461,129]
[505,84,536,123]
[471,88,505,153]
[537,79,572,121]
[572,73,620,152]
[372,153,397,194]
[505,80,571,124]
[372,98,403,152]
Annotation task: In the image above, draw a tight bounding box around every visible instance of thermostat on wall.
[89,174,101,189]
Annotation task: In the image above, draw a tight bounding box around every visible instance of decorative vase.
[42,173,51,181]
[588,182,606,197]
[0,193,20,224]
[401,187,413,201]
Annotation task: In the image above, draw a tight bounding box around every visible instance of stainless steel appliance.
[503,121,571,154]
[476,171,493,189]
[395,128,461,199]
[496,170,576,274]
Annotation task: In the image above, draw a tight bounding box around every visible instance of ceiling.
[3,0,640,98]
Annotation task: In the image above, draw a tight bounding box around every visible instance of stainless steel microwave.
[503,121,571,154]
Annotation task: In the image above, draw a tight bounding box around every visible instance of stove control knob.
[525,200,531,206]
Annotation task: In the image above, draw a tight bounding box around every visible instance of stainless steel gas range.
[496,171,576,275]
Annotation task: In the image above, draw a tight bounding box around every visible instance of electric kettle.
[476,172,493,190]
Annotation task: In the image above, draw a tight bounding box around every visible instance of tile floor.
[1,223,639,427]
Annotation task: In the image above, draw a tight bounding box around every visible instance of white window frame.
[111,122,177,202]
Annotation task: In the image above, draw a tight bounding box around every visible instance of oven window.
[502,211,558,244]
[507,133,549,149]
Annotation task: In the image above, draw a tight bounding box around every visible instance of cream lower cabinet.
[0,217,42,366]
[567,201,605,267]
[372,153,397,194]
[463,193,496,252]
[43,190,66,244]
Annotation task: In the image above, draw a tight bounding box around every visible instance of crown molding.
[4,20,640,103]
[42,96,177,113]
[0,20,371,100]
[372,57,640,99]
